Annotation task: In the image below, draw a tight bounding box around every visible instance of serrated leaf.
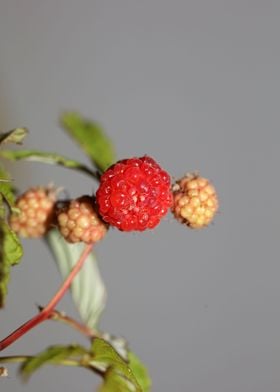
[60,112,116,172]
[90,338,141,392]
[0,221,23,307]
[46,229,106,329]
[0,128,28,145]
[0,150,97,179]
[128,352,151,392]
[20,344,88,381]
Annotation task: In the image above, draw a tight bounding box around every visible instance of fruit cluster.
[9,156,219,244]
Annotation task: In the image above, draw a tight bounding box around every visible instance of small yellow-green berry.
[56,195,108,244]
[9,186,57,238]
[172,174,218,229]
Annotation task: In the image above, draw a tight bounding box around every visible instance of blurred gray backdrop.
[0,1,280,391]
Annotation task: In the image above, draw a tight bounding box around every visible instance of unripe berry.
[172,174,218,229]
[9,186,56,238]
[56,195,107,244]
[96,156,172,231]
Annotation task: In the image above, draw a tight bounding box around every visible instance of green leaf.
[128,352,151,392]
[1,222,23,266]
[19,344,88,381]
[0,165,15,216]
[17,340,148,391]
[46,229,106,329]
[0,128,28,146]
[98,368,136,392]
[101,333,129,361]
[60,112,116,172]
[90,338,141,392]
[0,221,23,307]
[0,181,15,213]
[0,164,22,307]
[0,150,98,179]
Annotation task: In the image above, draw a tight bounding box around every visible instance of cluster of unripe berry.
[9,156,219,244]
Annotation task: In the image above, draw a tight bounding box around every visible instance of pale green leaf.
[0,128,28,145]
[60,112,116,172]
[46,229,106,329]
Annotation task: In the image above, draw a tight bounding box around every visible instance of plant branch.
[45,309,100,338]
[0,243,93,351]
[0,150,101,181]
[0,355,79,367]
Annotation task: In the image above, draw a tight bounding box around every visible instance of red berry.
[56,195,107,244]
[9,186,56,238]
[96,156,172,231]
[172,174,218,228]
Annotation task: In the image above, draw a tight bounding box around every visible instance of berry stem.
[46,309,99,338]
[0,243,93,351]
[43,243,93,313]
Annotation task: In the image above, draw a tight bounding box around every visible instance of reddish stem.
[0,243,93,351]
[48,309,98,338]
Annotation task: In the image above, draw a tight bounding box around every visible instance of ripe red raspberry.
[96,156,172,231]
[172,174,218,229]
[9,186,56,238]
[56,195,107,244]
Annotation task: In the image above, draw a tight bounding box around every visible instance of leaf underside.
[20,345,88,381]
[0,128,28,146]
[46,229,106,330]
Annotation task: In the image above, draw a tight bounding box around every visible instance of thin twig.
[0,244,93,351]
[0,355,79,367]
[46,309,100,338]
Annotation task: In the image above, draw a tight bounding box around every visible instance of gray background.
[0,1,279,391]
